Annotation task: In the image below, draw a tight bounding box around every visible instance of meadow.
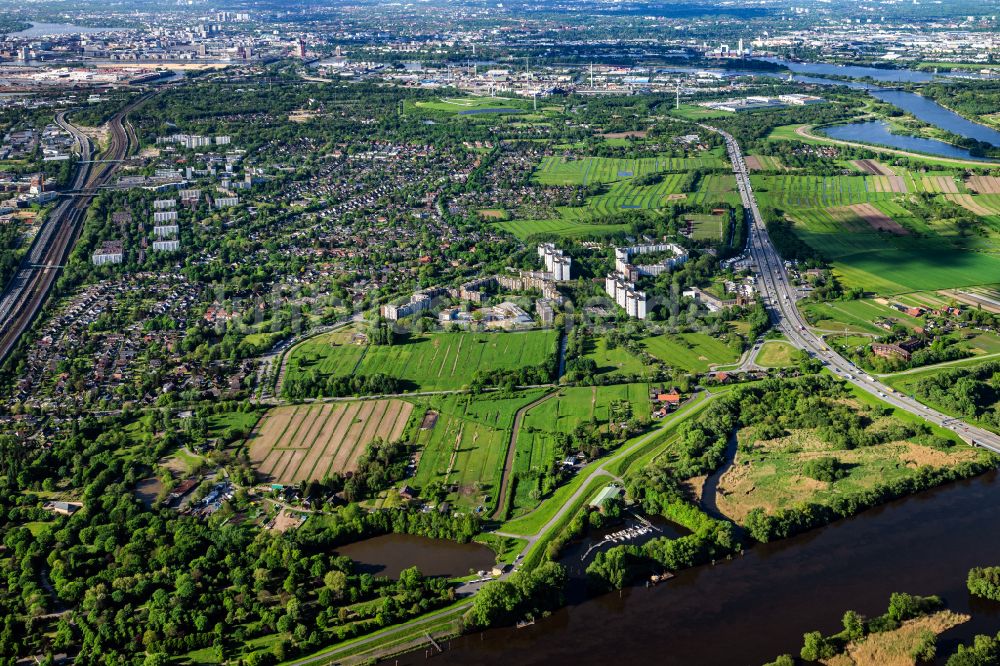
[716,402,979,522]
[641,331,741,373]
[286,329,559,392]
[409,390,544,511]
[581,335,652,377]
[754,341,799,367]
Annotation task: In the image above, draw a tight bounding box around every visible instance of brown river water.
[383,470,1000,665]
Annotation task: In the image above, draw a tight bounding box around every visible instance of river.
[767,59,1000,156]
[389,471,1000,665]
[11,22,118,37]
[821,121,995,162]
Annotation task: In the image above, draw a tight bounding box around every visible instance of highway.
[705,123,1000,454]
[0,99,146,363]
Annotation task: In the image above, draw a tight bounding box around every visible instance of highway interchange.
[708,124,1000,455]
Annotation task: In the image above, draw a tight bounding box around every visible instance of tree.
[466,580,519,627]
[842,610,865,642]
[967,566,1000,601]
[800,631,836,661]
[324,570,347,597]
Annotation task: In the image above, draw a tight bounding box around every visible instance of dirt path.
[490,390,560,520]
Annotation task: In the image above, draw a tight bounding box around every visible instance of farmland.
[248,401,414,484]
[800,298,925,334]
[285,329,559,393]
[533,154,725,185]
[771,177,1000,294]
[641,331,741,372]
[410,391,545,511]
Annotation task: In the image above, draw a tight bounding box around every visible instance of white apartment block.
[153,225,179,239]
[152,239,181,252]
[153,210,178,223]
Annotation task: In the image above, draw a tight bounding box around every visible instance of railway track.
[0,97,148,364]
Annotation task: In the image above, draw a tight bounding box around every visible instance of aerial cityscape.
[4,0,1000,664]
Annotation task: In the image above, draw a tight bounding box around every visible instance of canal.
[390,470,1000,665]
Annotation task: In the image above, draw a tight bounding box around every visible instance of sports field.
[686,212,727,241]
[286,329,559,392]
[641,332,741,372]
[249,401,414,483]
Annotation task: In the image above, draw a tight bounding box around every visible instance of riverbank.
[402,469,1000,666]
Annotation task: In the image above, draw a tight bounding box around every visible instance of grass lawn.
[581,335,651,377]
[641,332,741,372]
[754,340,799,368]
[801,299,924,334]
[286,329,558,393]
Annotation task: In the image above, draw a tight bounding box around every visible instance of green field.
[641,332,741,372]
[410,96,534,115]
[687,213,727,241]
[754,340,799,368]
[581,335,652,377]
[495,217,632,240]
[517,383,650,469]
[753,174,899,208]
[498,167,737,240]
[286,329,558,392]
[801,298,925,334]
[533,154,725,186]
[774,188,1000,293]
[410,391,545,511]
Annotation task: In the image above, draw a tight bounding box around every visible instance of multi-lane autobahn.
[0,99,145,363]
[706,124,1000,454]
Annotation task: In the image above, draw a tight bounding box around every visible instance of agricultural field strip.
[293,404,350,482]
[285,404,338,480]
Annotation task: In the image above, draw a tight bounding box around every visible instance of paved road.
[707,123,1000,454]
[494,392,711,549]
